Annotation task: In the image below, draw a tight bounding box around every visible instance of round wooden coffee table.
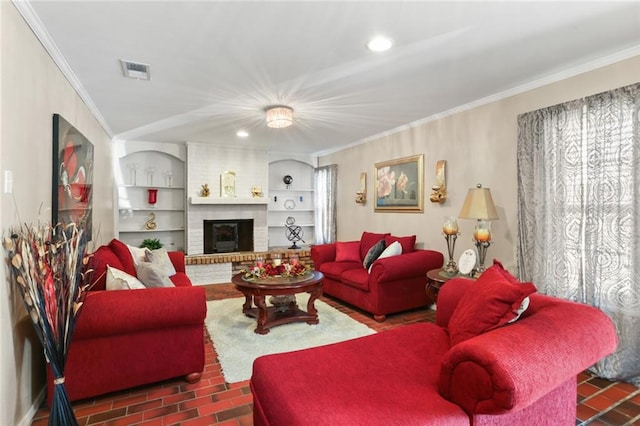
[232,271,324,335]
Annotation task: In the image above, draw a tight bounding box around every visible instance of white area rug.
[205,293,376,383]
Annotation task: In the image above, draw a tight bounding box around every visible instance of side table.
[426,268,474,304]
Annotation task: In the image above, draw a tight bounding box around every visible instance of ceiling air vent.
[120,59,151,80]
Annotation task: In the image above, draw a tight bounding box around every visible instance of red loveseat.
[46,239,207,404]
[251,271,617,425]
[311,231,444,321]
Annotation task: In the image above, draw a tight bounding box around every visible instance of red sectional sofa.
[251,271,618,425]
[46,239,207,405]
[311,231,444,321]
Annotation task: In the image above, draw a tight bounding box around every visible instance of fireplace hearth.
[204,219,253,254]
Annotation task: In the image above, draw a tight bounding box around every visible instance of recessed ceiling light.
[237,130,249,138]
[367,36,393,52]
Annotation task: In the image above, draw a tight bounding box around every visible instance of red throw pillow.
[335,241,361,263]
[385,235,416,253]
[447,262,537,346]
[359,231,390,260]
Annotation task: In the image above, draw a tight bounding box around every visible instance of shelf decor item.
[201,184,210,197]
[441,216,459,277]
[458,183,499,277]
[375,154,424,212]
[251,185,263,198]
[140,238,163,250]
[3,222,92,426]
[283,175,293,189]
[147,188,158,206]
[221,171,236,197]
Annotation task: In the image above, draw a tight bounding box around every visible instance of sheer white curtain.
[314,165,337,244]
[517,83,640,385]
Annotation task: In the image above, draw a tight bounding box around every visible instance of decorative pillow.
[335,241,361,262]
[490,259,531,322]
[363,239,386,270]
[368,241,402,273]
[127,244,149,266]
[447,263,537,346]
[359,231,390,261]
[385,235,416,253]
[106,266,146,290]
[145,247,177,277]
[135,262,175,288]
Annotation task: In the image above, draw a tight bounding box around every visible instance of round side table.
[426,268,473,304]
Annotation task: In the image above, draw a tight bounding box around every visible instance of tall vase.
[147,189,158,206]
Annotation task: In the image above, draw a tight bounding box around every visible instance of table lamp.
[458,183,499,276]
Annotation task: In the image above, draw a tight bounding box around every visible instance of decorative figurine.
[201,184,210,197]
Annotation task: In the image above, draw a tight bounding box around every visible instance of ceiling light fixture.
[265,106,293,129]
[236,130,249,138]
[367,36,393,52]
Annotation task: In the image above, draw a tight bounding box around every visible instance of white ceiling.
[20,1,640,155]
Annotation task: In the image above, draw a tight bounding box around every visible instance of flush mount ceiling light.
[236,130,249,138]
[265,105,293,128]
[367,36,393,52]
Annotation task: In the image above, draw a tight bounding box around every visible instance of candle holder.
[472,220,492,277]
[147,188,158,206]
[442,216,459,277]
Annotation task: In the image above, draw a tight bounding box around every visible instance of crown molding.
[12,0,113,137]
[314,45,640,157]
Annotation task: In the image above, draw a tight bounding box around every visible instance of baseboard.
[17,386,46,426]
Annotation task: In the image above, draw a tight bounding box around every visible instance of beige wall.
[319,56,640,275]
[0,3,115,425]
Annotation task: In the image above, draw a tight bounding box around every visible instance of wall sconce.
[429,160,447,203]
[355,172,367,204]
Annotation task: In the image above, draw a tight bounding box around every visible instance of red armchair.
[251,276,618,425]
[311,232,444,321]
[46,239,206,405]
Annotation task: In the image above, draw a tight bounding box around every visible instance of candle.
[443,216,458,235]
[273,258,282,266]
[290,255,299,265]
[443,224,458,235]
[272,253,282,266]
[474,228,491,242]
[255,256,264,268]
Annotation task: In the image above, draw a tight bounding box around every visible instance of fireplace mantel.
[189,197,268,205]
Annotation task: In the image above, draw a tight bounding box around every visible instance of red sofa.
[46,239,207,404]
[311,231,444,321]
[251,273,617,425]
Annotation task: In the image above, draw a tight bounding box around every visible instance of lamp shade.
[458,184,499,220]
[265,106,293,128]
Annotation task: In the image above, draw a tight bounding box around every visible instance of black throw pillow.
[363,239,386,269]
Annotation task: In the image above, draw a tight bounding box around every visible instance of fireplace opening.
[204,219,253,254]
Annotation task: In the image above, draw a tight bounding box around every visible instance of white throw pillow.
[136,262,175,288]
[145,247,177,277]
[127,244,149,266]
[368,241,402,273]
[106,266,146,290]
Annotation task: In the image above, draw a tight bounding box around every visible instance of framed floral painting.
[52,114,94,239]
[374,154,424,212]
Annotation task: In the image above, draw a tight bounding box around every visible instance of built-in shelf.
[120,208,184,212]
[120,228,185,233]
[116,142,186,250]
[270,188,314,192]
[120,185,185,190]
[270,208,315,212]
[189,197,269,205]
